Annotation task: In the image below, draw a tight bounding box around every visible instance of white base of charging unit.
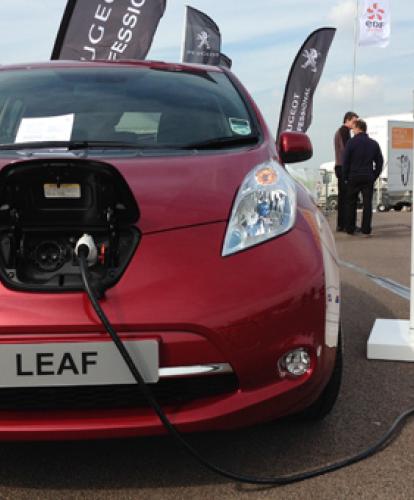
[367,319,414,362]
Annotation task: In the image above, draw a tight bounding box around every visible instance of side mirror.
[278,131,313,164]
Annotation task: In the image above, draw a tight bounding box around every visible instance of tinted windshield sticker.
[15,114,74,143]
[229,118,252,136]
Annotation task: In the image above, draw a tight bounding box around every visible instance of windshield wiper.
[0,136,260,152]
[179,135,259,150]
[0,140,143,151]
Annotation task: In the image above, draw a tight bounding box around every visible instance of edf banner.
[182,6,221,65]
[277,28,336,141]
[52,0,167,61]
[359,0,391,48]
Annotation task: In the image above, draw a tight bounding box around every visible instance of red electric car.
[0,60,341,440]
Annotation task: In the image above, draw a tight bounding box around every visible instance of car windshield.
[0,66,258,150]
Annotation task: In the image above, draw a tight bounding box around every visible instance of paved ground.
[0,212,412,499]
[336,210,411,287]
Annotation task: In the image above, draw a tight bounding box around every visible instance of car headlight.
[222,160,297,256]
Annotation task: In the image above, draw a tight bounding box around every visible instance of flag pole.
[351,0,359,109]
[180,5,188,62]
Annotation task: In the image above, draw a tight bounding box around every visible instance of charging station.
[368,124,414,361]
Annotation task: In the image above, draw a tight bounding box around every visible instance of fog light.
[280,348,311,377]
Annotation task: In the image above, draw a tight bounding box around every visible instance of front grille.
[0,374,238,411]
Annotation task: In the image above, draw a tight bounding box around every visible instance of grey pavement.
[0,211,412,499]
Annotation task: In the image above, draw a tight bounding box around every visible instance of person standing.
[334,111,358,231]
[343,119,384,236]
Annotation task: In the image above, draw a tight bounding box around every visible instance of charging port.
[0,159,140,292]
[32,240,67,272]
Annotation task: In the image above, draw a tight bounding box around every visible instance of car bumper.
[0,368,328,441]
[0,214,338,440]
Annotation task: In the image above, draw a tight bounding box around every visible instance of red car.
[0,60,341,440]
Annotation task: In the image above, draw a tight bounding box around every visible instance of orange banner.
[392,127,414,149]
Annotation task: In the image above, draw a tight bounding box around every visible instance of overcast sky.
[0,0,412,168]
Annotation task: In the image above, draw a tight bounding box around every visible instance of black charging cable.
[78,248,414,485]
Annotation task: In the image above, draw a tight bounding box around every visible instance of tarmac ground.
[0,211,412,499]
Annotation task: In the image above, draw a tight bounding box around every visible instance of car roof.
[0,59,226,75]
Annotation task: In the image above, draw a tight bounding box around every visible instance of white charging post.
[367,123,414,361]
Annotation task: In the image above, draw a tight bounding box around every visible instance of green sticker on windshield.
[229,118,252,136]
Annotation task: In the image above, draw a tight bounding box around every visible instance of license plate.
[0,341,159,387]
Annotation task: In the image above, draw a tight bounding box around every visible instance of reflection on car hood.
[0,143,274,234]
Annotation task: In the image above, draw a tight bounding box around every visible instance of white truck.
[317,161,338,210]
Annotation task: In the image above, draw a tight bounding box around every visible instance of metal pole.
[351,0,359,109]
[410,123,414,337]
[180,5,188,63]
[412,89,414,119]
[376,176,380,209]
[325,171,329,216]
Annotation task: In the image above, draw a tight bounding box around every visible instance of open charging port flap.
[0,159,140,292]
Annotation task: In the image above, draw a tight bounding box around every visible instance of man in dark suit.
[343,119,384,236]
[333,111,358,231]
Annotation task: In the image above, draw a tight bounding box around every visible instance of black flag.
[182,6,221,65]
[277,28,336,141]
[52,0,167,61]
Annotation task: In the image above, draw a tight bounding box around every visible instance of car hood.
[0,144,275,234]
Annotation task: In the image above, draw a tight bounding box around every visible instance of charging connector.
[75,234,98,266]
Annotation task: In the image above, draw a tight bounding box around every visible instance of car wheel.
[296,332,343,421]
[377,203,388,212]
[327,196,338,211]
[394,203,403,211]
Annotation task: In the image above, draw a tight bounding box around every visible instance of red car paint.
[0,60,338,440]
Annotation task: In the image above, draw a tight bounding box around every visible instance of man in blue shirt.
[343,119,383,236]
